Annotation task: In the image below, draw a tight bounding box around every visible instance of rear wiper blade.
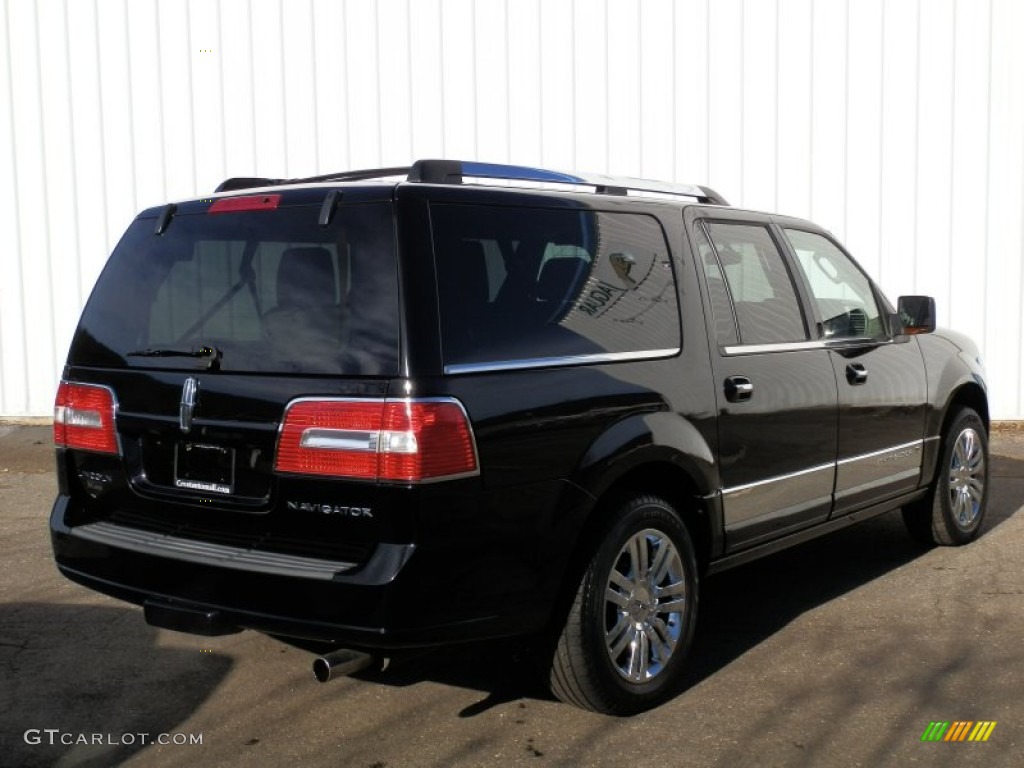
[126,345,222,369]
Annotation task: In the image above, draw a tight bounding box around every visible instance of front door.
[779,227,928,516]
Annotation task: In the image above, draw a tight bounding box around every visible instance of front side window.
[432,204,680,369]
[783,229,885,340]
[703,222,808,345]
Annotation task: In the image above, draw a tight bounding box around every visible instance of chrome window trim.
[721,340,827,355]
[823,337,895,350]
[722,337,905,356]
[443,348,681,375]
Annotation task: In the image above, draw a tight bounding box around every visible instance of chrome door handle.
[846,363,868,385]
[724,376,753,402]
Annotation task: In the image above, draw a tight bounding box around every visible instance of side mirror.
[896,295,936,335]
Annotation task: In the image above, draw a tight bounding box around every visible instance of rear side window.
[702,222,808,345]
[70,203,399,375]
[431,204,680,370]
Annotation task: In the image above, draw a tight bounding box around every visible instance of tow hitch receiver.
[143,600,242,636]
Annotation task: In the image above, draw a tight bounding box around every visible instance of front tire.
[903,407,989,546]
[549,495,698,715]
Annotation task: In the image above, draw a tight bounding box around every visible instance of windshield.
[70,202,399,375]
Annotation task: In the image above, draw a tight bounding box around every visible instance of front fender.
[918,331,988,436]
[917,331,989,487]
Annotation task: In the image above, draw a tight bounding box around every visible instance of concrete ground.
[1,424,1021,767]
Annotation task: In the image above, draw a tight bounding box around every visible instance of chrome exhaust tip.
[312,649,376,683]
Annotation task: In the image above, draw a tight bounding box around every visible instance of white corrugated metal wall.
[1,0,1022,418]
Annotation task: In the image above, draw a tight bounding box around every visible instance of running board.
[706,489,928,576]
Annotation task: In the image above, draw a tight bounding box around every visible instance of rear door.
[690,212,839,551]
[63,192,402,562]
[779,226,928,515]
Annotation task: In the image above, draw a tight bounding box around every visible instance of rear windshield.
[70,202,399,375]
[432,203,680,370]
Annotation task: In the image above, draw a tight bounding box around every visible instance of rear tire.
[902,407,988,546]
[549,495,698,715]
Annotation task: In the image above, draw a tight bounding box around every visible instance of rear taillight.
[274,398,479,482]
[54,382,118,454]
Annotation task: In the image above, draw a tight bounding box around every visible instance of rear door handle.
[724,376,753,402]
[846,363,868,385]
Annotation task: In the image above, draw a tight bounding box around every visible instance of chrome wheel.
[551,496,698,713]
[948,427,985,527]
[902,408,988,547]
[603,528,687,683]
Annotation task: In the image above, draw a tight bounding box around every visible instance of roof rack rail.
[214,167,410,193]
[293,166,412,184]
[213,160,729,205]
[408,159,729,205]
[214,177,284,193]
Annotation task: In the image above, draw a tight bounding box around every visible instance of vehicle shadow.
[362,452,1024,716]
[0,602,232,767]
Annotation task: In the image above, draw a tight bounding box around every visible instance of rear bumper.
[50,494,552,649]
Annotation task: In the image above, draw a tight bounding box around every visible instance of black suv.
[50,159,989,714]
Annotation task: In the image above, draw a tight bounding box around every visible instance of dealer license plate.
[174,442,235,495]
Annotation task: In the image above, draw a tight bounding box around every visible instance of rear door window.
[702,222,809,346]
[70,202,399,375]
[431,203,680,370]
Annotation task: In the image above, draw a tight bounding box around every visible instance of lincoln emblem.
[180,377,198,433]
